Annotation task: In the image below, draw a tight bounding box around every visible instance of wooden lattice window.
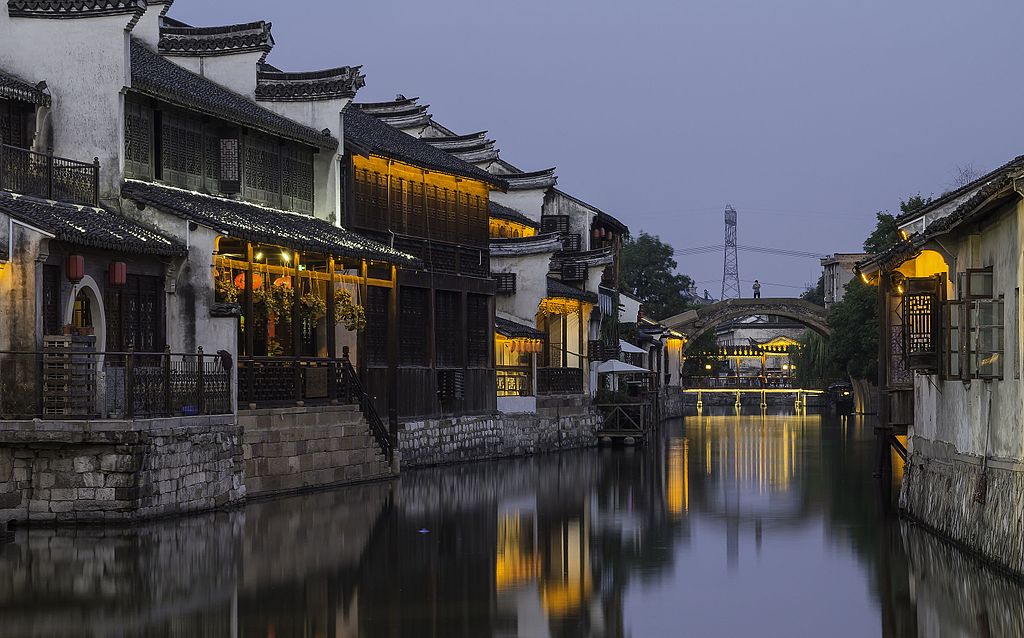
[160,109,204,190]
[970,298,1004,380]
[282,144,314,214]
[902,276,941,372]
[408,180,425,236]
[365,286,388,367]
[466,294,490,368]
[124,99,152,180]
[42,265,62,336]
[243,135,281,207]
[399,287,428,367]
[435,290,461,368]
[946,300,962,379]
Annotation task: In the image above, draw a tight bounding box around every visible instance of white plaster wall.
[164,52,262,99]
[497,396,536,414]
[133,3,166,49]
[492,252,550,325]
[619,294,641,324]
[0,11,134,201]
[543,191,598,250]
[259,98,348,224]
[491,189,545,223]
[912,200,1024,462]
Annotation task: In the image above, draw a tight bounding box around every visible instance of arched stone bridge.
[661,298,830,352]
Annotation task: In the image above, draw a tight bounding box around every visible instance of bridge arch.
[661,298,830,353]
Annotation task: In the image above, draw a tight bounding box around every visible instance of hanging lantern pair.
[235,272,264,290]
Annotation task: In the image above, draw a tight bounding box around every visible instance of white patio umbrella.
[596,359,650,374]
[619,340,646,354]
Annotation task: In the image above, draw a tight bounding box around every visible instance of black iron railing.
[0,347,230,420]
[0,142,99,205]
[340,347,392,456]
[537,366,583,394]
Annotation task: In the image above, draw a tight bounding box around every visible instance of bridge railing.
[681,376,797,390]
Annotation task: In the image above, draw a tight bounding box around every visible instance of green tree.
[619,232,694,320]
[681,331,725,377]
[862,194,933,254]
[801,273,826,307]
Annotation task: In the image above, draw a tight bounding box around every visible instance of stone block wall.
[400,397,599,468]
[659,387,685,420]
[0,416,244,526]
[900,437,1024,576]
[240,404,392,497]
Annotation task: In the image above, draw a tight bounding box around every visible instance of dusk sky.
[176,0,1024,298]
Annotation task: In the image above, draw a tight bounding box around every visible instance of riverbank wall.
[0,416,244,526]
[900,436,1024,576]
[399,394,598,468]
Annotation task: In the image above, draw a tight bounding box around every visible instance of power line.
[672,244,826,259]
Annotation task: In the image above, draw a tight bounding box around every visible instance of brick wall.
[240,404,392,497]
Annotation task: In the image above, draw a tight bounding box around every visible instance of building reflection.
[2,412,1022,637]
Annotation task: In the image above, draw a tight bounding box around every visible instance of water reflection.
[1,410,1023,636]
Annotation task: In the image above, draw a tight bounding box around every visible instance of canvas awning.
[595,360,650,375]
[619,340,646,354]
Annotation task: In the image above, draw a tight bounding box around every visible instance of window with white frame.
[947,268,1004,380]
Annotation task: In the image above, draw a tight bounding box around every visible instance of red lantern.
[108,261,127,287]
[65,255,84,283]
[272,276,292,289]
[234,272,264,290]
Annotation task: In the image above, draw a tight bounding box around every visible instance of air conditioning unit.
[494,272,517,294]
[540,215,570,234]
[437,369,465,402]
[561,233,582,253]
[561,262,586,283]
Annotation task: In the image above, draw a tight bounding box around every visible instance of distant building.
[820,253,873,309]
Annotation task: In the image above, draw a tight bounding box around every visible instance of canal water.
[3,411,1024,637]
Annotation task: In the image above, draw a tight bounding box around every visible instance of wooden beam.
[214,256,394,288]
[386,264,398,456]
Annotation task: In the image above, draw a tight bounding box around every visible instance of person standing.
[753,280,761,299]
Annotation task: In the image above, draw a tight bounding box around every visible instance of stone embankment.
[399,394,599,468]
[0,416,243,525]
[901,438,1024,575]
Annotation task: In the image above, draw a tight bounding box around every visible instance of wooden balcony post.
[387,265,399,455]
[578,305,585,393]
[327,256,338,403]
[244,243,255,357]
[291,251,302,404]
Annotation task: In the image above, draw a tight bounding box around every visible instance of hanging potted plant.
[300,275,327,321]
[334,289,367,332]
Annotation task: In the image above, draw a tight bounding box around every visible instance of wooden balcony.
[537,366,583,395]
[0,142,99,205]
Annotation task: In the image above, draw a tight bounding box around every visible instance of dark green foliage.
[792,279,879,387]
[862,194,933,254]
[681,331,725,377]
[801,273,826,307]
[620,232,695,320]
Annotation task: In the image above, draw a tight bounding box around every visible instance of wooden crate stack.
[42,335,97,417]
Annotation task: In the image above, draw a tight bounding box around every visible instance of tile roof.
[122,180,420,266]
[504,168,557,191]
[860,165,1024,274]
[547,277,598,304]
[159,20,274,58]
[129,39,337,149]
[896,155,1024,224]
[343,107,506,188]
[488,200,538,229]
[6,0,146,18]
[0,190,184,256]
[0,67,50,106]
[256,64,365,102]
[495,316,544,340]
